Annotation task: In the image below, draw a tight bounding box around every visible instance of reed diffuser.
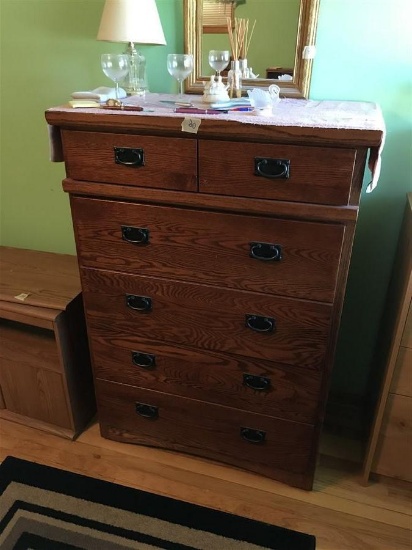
[226,17,256,97]
[239,18,256,78]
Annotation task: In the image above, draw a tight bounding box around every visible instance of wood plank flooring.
[0,418,410,550]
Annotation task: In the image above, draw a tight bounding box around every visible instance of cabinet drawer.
[199,140,356,206]
[61,130,197,192]
[81,268,332,369]
[71,197,344,302]
[95,379,315,487]
[90,339,322,423]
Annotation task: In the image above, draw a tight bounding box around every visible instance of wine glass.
[208,50,230,77]
[167,54,194,96]
[101,54,129,101]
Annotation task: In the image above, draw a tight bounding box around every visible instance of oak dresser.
[46,96,385,490]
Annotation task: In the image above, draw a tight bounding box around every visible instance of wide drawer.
[95,379,315,488]
[89,337,322,423]
[61,130,197,191]
[81,268,332,369]
[71,197,344,302]
[199,140,356,206]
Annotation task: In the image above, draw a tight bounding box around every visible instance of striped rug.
[0,456,316,549]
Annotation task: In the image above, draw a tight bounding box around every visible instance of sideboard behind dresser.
[46,97,385,490]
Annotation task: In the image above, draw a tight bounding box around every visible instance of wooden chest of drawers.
[46,99,384,489]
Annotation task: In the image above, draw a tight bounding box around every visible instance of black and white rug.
[0,456,316,549]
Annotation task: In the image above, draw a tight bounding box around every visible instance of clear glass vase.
[228,60,242,99]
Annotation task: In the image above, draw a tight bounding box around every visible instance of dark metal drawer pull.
[245,314,275,333]
[122,226,149,245]
[135,402,158,419]
[126,294,152,312]
[250,242,282,262]
[240,427,266,444]
[254,157,290,179]
[114,147,144,167]
[131,351,156,370]
[243,373,271,391]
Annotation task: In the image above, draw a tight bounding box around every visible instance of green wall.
[1,1,411,410]
[310,0,412,400]
[0,0,182,252]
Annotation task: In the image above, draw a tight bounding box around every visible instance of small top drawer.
[199,140,356,206]
[61,130,197,192]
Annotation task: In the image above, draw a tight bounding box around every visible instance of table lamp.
[97,0,166,96]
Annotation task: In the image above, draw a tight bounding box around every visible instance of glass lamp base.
[123,43,148,96]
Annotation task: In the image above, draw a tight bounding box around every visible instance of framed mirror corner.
[183,0,320,99]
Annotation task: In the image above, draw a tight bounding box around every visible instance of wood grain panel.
[81,268,332,368]
[390,347,412,397]
[0,246,80,310]
[0,318,61,373]
[95,379,315,489]
[64,178,359,223]
[89,338,322,423]
[61,130,197,191]
[373,393,412,482]
[46,107,384,148]
[199,140,356,206]
[0,320,72,429]
[71,197,344,302]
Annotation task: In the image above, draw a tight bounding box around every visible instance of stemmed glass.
[167,54,194,96]
[101,54,129,100]
[208,50,230,77]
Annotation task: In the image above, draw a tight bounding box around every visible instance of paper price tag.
[14,293,31,301]
[181,117,201,134]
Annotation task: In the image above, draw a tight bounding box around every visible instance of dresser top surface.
[46,93,385,149]
[0,247,81,311]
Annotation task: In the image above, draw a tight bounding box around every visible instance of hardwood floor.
[1,417,411,550]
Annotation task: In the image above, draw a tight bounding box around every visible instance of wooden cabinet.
[0,247,96,438]
[46,98,384,489]
[363,193,412,483]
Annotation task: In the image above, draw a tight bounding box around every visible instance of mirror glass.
[184,0,319,98]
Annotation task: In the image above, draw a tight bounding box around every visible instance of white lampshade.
[97,0,166,45]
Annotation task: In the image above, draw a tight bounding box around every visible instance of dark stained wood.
[349,148,369,206]
[64,178,360,222]
[81,267,332,368]
[199,140,356,206]
[62,130,197,192]
[71,196,344,302]
[46,102,380,489]
[95,379,315,489]
[89,338,322,424]
[45,108,384,148]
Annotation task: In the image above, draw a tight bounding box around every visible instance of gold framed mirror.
[184,0,320,98]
